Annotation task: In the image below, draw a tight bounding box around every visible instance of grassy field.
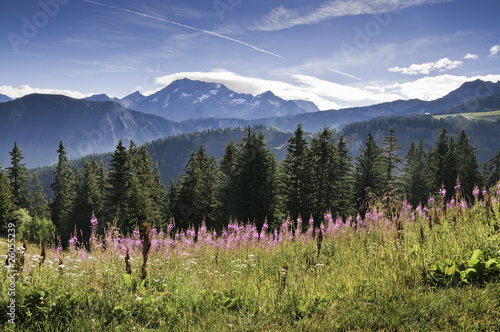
[434,109,500,122]
[1,190,500,331]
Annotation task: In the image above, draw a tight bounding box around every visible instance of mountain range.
[0,94,12,103]
[1,78,500,168]
[86,78,320,121]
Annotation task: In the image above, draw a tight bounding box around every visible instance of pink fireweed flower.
[473,188,480,196]
[91,217,98,227]
[439,188,446,197]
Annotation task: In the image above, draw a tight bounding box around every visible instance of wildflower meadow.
[1,185,500,331]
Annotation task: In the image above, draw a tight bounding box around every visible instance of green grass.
[1,197,500,331]
[434,109,500,122]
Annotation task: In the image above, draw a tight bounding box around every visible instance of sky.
[1,0,500,110]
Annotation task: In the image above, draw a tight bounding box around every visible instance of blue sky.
[1,0,500,110]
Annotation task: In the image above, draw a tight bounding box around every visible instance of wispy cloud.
[81,0,284,58]
[489,45,500,58]
[463,53,478,60]
[328,68,361,81]
[389,58,462,75]
[251,0,455,31]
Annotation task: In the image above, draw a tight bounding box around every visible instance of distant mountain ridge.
[0,94,183,167]
[0,94,12,103]
[108,78,320,121]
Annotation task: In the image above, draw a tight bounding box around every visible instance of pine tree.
[309,125,337,223]
[50,141,75,244]
[382,128,403,198]
[401,139,430,207]
[335,135,355,219]
[281,124,312,223]
[486,147,500,186]
[175,145,220,230]
[455,130,480,199]
[106,140,133,231]
[0,163,14,233]
[218,139,238,224]
[7,142,29,209]
[354,133,385,215]
[428,128,449,194]
[27,172,49,219]
[70,159,104,243]
[234,128,279,229]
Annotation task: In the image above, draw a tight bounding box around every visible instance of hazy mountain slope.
[0,94,183,167]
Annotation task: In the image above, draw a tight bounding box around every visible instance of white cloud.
[155,71,500,110]
[0,85,92,99]
[251,0,455,31]
[489,45,500,57]
[389,58,462,75]
[463,53,478,60]
[378,74,500,100]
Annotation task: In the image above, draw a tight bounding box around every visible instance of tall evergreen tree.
[7,142,29,209]
[69,159,104,242]
[106,140,133,231]
[50,141,75,244]
[233,128,279,229]
[175,145,220,230]
[401,139,430,207]
[309,125,337,223]
[27,172,49,219]
[382,128,403,197]
[281,124,312,223]
[455,129,480,199]
[0,163,14,233]
[486,146,500,187]
[218,139,238,224]
[428,128,449,194]
[354,133,385,215]
[335,135,355,219]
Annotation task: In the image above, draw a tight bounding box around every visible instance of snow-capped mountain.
[121,78,319,122]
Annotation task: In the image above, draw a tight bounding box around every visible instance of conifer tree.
[281,124,312,223]
[219,139,238,224]
[455,129,480,199]
[106,140,133,231]
[50,141,75,243]
[486,147,500,186]
[335,135,355,219]
[27,172,49,219]
[354,133,385,215]
[0,163,14,233]
[401,139,430,207]
[70,159,104,242]
[428,128,449,194]
[234,128,279,229]
[382,128,403,198]
[7,142,29,209]
[309,125,337,222]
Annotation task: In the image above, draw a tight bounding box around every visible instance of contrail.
[328,68,361,81]
[81,0,284,59]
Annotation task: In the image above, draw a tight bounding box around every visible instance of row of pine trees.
[1,124,500,246]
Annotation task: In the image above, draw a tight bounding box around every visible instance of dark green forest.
[2,120,500,248]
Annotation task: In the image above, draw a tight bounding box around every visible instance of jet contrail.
[81,0,284,59]
[328,68,361,81]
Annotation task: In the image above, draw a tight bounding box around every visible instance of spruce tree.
[401,139,430,207]
[382,128,403,198]
[486,147,500,186]
[455,130,480,199]
[354,133,385,215]
[0,163,14,233]
[428,128,449,194]
[234,128,279,229]
[106,140,133,231]
[309,125,337,223]
[27,172,49,219]
[219,139,238,224]
[281,124,312,223]
[335,135,355,219]
[50,141,75,244]
[7,142,29,209]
